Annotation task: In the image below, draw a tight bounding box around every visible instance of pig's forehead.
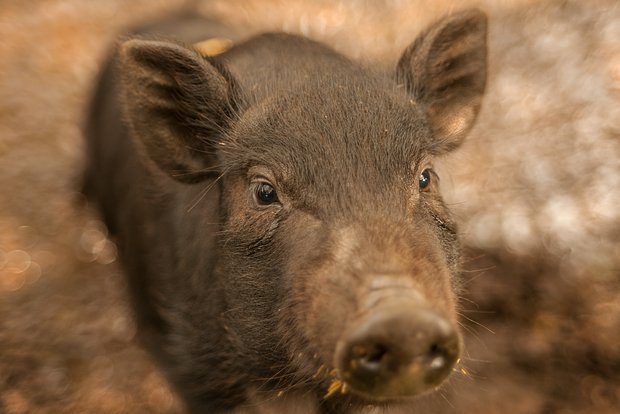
[225,80,431,182]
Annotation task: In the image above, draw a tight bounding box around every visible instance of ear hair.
[397,9,488,153]
[119,39,239,183]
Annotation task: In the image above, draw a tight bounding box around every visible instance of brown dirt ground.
[1,1,619,413]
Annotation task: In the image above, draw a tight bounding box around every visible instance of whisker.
[186,166,230,212]
[458,296,480,307]
[436,386,455,409]
[459,264,496,274]
[459,314,495,334]
[460,309,496,315]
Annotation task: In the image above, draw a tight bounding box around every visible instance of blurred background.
[0,0,618,413]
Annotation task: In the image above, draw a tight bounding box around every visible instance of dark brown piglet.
[83,9,487,414]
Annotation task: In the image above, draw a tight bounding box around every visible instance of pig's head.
[118,9,486,409]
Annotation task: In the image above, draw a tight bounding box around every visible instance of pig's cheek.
[222,191,282,247]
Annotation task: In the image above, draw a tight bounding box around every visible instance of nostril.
[421,335,459,387]
[427,343,448,371]
[354,343,389,373]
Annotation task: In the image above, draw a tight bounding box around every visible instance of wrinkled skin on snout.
[84,9,487,414]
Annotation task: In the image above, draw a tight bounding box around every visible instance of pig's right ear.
[397,9,487,153]
[118,39,237,183]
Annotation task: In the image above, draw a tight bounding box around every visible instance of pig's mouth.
[330,302,460,401]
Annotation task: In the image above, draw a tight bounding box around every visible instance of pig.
[83,8,487,414]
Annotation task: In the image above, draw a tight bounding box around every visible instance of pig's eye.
[255,182,279,205]
[419,169,432,192]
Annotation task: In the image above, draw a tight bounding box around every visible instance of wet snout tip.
[335,305,460,400]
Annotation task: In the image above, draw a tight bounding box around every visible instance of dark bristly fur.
[83,9,487,414]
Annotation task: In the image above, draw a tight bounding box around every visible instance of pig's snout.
[335,302,459,400]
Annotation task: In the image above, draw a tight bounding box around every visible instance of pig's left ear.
[397,9,487,153]
[119,39,238,183]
